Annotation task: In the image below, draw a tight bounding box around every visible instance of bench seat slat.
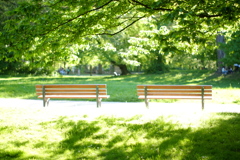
[137,85,212,89]
[36,90,107,93]
[138,93,212,97]
[38,95,110,99]
[138,95,212,99]
[137,89,212,93]
[36,89,107,92]
[137,90,212,94]
[36,84,107,88]
[36,92,108,96]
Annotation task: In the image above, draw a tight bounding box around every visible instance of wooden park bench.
[137,85,212,109]
[36,84,110,107]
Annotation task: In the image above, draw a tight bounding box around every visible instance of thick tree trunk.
[98,64,102,74]
[118,64,130,75]
[89,65,93,76]
[216,34,225,72]
[110,64,114,75]
[110,61,130,75]
[146,53,169,73]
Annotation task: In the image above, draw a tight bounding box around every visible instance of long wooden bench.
[137,85,212,109]
[36,84,110,107]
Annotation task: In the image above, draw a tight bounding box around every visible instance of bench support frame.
[37,84,109,108]
[201,86,204,110]
[42,86,50,107]
[96,85,101,108]
[138,85,212,110]
[144,86,149,108]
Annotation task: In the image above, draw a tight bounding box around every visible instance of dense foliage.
[0,0,239,74]
[221,31,240,65]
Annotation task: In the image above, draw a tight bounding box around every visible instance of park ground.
[1,70,240,160]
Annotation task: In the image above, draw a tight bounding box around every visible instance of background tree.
[216,34,226,72]
[1,0,239,74]
[0,0,21,74]
[221,30,240,68]
[97,34,132,75]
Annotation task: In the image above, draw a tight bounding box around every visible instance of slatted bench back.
[137,85,212,99]
[36,84,108,98]
[137,85,212,109]
[35,84,109,107]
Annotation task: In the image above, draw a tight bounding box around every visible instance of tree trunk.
[110,61,130,75]
[90,65,93,76]
[216,34,225,72]
[98,64,103,74]
[110,64,114,75]
[146,53,169,73]
[118,64,130,75]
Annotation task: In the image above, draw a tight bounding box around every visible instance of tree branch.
[196,12,222,18]
[130,0,223,18]
[130,0,172,11]
[40,0,117,36]
[97,15,146,36]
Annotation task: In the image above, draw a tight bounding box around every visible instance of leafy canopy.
[2,0,240,61]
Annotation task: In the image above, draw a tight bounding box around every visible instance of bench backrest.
[137,85,212,99]
[36,84,108,96]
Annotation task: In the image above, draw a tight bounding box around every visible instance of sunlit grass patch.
[0,70,239,104]
[1,105,240,159]
[213,89,240,104]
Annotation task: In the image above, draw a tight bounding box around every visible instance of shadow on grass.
[0,126,28,160]
[1,113,240,159]
[49,114,240,159]
[0,150,24,160]
[1,71,239,101]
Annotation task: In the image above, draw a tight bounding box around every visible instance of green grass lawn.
[0,69,239,104]
[1,70,240,159]
[1,106,240,160]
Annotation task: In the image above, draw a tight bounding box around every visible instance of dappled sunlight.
[1,104,240,159]
[213,89,240,104]
[0,70,239,103]
[0,77,23,81]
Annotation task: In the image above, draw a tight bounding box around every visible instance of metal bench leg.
[201,86,204,110]
[43,98,50,107]
[46,98,50,106]
[43,98,46,107]
[97,98,102,108]
[144,86,149,108]
[145,99,149,108]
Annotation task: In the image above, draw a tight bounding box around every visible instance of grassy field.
[1,106,240,160]
[0,69,239,104]
[1,70,240,159]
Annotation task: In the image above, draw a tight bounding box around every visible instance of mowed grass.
[1,106,240,160]
[1,70,240,159]
[0,69,239,104]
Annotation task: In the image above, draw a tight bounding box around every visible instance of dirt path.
[1,98,240,119]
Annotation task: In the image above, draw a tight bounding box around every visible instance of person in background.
[67,67,71,75]
[222,67,228,75]
[228,67,233,74]
[234,64,239,72]
[58,67,66,75]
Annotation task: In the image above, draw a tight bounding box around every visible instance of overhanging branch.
[129,0,172,11]
[129,0,223,18]
[196,13,223,18]
[97,15,146,36]
[40,0,117,36]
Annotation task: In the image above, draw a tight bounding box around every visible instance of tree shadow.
[0,150,24,160]
[182,113,240,160]
[46,113,240,159]
[1,113,240,159]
